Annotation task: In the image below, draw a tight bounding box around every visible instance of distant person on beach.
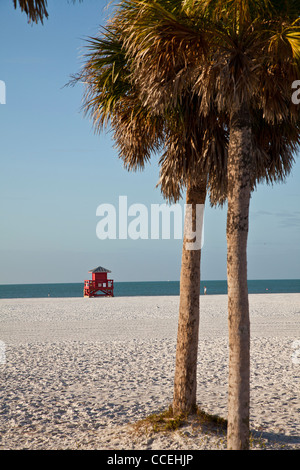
[204,286,207,295]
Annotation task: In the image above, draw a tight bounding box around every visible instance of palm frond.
[13,0,48,23]
[71,0,300,208]
[13,0,83,23]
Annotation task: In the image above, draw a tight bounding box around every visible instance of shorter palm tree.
[70,23,229,415]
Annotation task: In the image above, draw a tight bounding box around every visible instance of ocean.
[0,279,299,299]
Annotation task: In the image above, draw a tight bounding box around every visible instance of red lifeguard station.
[84,266,114,297]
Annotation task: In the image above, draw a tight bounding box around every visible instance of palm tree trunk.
[226,103,252,450]
[173,178,206,415]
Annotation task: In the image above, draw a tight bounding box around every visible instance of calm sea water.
[0,279,299,299]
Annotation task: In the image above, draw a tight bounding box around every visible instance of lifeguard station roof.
[88,266,111,273]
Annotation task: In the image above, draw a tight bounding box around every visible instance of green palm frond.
[73,29,131,131]
[70,22,166,172]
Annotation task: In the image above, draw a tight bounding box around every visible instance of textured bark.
[226,103,252,450]
[173,178,206,415]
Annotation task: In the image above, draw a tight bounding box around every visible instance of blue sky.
[0,0,299,284]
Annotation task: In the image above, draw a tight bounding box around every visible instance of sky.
[0,0,300,284]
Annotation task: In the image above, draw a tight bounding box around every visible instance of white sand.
[0,293,299,450]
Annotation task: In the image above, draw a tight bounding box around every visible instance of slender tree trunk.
[226,103,252,450]
[173,178,206,415]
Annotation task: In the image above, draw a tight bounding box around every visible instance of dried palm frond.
[71,1,300,210]
[13,0,82,23]
[13,0,48,23]
[116,0,300,196]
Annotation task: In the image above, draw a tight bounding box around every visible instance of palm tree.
[70,23,229,415]
[14,0,300,450]
[114,0,300,449]
[72,10,300,430]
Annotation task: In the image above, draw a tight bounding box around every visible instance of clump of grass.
[133,406,187,434]
[194,406,227,433]
[249,432,267,449]
[133,404,227,436]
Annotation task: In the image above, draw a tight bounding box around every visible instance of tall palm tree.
[113,0,300,449]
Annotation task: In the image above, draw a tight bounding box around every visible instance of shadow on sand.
[251,429,300,448]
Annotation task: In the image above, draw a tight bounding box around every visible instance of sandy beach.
[0,293,299,450]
